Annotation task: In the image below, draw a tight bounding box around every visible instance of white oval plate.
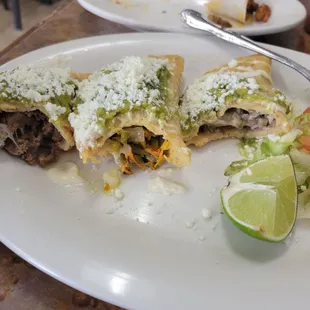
[77,0,306,36]
[1,33,310,310]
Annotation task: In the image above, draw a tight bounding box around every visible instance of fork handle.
[181,9,310,82]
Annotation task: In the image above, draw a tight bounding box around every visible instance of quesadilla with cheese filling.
[69,55,191,174]
[180,54,291,147]
[0,66,78,166]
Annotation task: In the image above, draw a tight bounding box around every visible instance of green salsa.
[73,65,172,131]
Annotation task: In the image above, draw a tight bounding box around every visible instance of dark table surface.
[1,0,310,309]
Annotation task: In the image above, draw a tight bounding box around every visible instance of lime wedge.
[221,155,297,242]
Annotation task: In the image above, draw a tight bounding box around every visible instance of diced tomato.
[299,146,310,153]
[303,107,310,114]
[299,135,310,147]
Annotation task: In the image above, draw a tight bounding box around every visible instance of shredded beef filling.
[208,14,232,28]
[0,111,65,166]
[247,0,259,14]
[199,108,276,133]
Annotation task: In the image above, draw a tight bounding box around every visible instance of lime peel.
[221,155,297,242]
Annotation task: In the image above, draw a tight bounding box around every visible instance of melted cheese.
[46,162,84,185]
[148,176,186,196]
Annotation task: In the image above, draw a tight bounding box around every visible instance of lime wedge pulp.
[221,155,297,242]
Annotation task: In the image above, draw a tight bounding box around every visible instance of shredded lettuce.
[261,130,301,156]
[225,130,301,176]
[224,109,310,219]
[297,188,310,219]
[294,146,310,219]
[295,113,310,135]
[290,148,310,174]
[289,148,310,189]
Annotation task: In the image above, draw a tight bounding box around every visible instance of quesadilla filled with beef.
[69,55,191,174]
[0,66,78,166]
[180,54,291,147]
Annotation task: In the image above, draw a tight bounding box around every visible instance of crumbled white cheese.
[228,59,238,68]
[201,208,212,220]
[274,93,286,102]
[185,219,196,229]
[114,188,124,200]
[0,66,75,102]
[148,176,186,196]
[267,134,280,142]
[45,102,67,121]
[157,168,174,177]
[301,185,307,192]
[244,144,256,160]
[68,56,170,150]
[181,73,259,128]
[46,162,84,185]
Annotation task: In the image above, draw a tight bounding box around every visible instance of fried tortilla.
[180,54,291,147]
[206,0,257,27]
[69,55,191,174]
[0,66,79,166]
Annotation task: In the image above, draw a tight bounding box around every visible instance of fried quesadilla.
[206,0,271,28]
[69,55,191,174]
[0,66,78,166]
[180,54,291,147]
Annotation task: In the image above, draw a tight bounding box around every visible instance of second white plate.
[77,0,306,36]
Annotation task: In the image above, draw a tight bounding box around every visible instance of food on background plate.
[180,54,291,147]
[207,0,271,28]
[69,55,191,175]
[0,66,80,166]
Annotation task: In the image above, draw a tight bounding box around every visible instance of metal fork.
[180,9,310,82]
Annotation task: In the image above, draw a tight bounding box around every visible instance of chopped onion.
[125,127,145,143]
[119,144,132,157]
